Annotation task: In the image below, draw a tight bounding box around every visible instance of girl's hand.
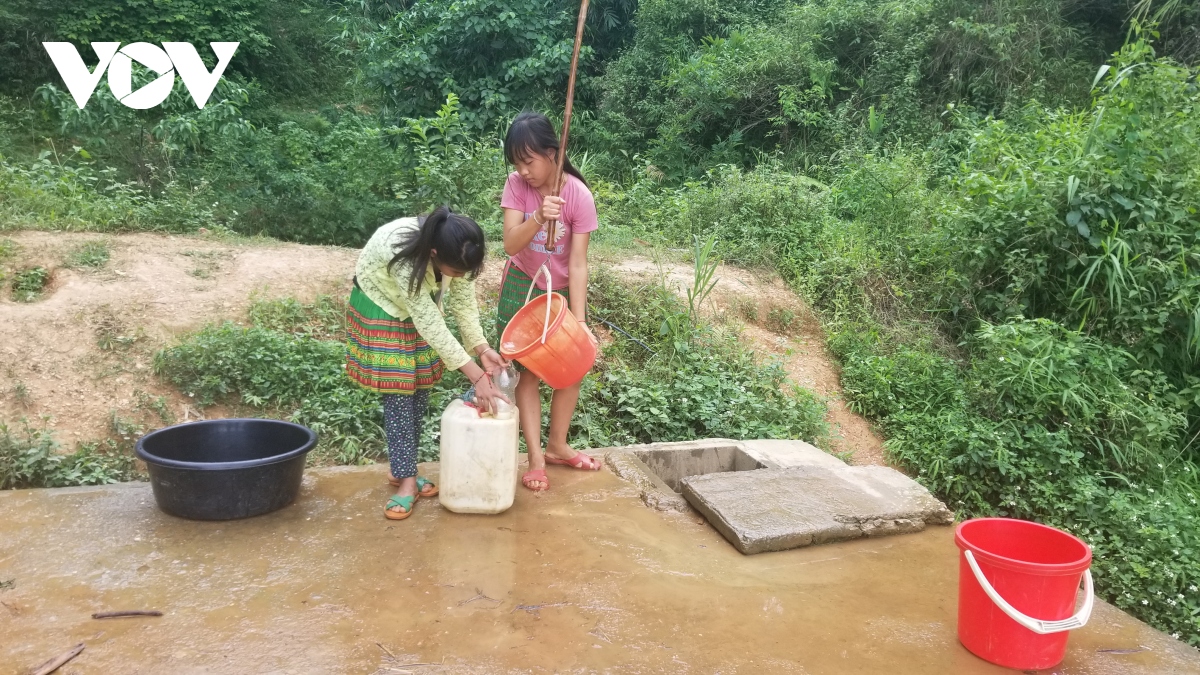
[473,373,509,415]
[538,195,565,224]
[480,347,507,375]
[582,322,599,348]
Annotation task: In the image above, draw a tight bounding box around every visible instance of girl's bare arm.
[568,231,590,322]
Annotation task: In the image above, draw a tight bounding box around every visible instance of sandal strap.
[416,477,435,490]
[386,495,416,511]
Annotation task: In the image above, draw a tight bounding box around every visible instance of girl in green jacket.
[347,207,507,520]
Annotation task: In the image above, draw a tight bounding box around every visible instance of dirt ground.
[0,231,358,445]
[0,231,885,466]
[3,465,1196,674]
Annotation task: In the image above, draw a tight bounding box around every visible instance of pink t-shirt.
[501,171,598,290]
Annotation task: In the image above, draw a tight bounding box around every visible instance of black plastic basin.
[135,419,317,520]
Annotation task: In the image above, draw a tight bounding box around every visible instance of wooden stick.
[545,0,591,244]
[554,0,591,192]
[91,610,163,619]
[376,642,397,660]
[30,643,84,675]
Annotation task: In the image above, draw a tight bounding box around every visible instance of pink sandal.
[522,468,549,491]
[545,451,602,471]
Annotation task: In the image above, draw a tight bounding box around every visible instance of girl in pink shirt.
[496,112,601,491]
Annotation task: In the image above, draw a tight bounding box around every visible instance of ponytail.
[387,207,486,295]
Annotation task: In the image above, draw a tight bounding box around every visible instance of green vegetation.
[153,282,827,462]
[65,240,111,269]
[0,420,139,489]
[10,266,48,302]
[2,0,1199,644]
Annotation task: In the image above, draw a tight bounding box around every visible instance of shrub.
[0,420,137,489]
[10,266,48,302]
[950,37,1200,387]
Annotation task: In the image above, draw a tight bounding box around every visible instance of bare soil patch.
[0,231,357,445]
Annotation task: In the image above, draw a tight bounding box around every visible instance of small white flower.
[1190,585,1197,592]
[1142,600,1149,605]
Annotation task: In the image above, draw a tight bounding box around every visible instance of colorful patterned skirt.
[345,286,444,395]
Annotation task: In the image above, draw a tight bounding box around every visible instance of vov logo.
[42,42,239,110]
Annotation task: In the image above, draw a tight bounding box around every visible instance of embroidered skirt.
[345,286,444,394]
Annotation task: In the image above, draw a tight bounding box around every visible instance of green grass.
[10,266,48,302]
[64,240,110,269]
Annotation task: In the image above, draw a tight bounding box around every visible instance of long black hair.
[387,206,485,295]
[503,111,588,188]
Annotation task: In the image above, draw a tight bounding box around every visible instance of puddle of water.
[0,468,1197,674]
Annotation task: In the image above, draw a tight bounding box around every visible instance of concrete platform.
[1,463,1198,674]
[605,438,952,554]
[683,466,954,554]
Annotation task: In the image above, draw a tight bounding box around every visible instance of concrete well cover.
[682,465,954,555]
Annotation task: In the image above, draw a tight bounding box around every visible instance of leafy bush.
[333,0,637,130]
[202,95,505,245]
[0,148,217,233]
[950,37,1200,388]
[596,0,1095,177]
[0,420,137,489]
[604,163,829,267]
[583,266,828,447]
[10,266,48,302]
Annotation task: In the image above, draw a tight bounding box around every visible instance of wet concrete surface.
[2,464,1198,674]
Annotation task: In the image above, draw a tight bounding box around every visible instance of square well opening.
[632,444,765,493]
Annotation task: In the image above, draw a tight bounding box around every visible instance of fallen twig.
[392,657,445,668]
[92,610,163,619]
[511,602,569,616]
[458,589,502,607]
[376,642,397,660]
[31,643,84,675]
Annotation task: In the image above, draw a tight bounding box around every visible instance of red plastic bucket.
[500,291,596,390]
[955,518,1094,670]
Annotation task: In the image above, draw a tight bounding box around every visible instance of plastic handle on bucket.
[525,264,554,345]
[964,549,1094,635]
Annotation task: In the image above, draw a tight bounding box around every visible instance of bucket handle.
[964,550,1094,635]
[524,264,554,345]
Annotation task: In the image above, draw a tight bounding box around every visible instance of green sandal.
[415,477,438,498]
[387,475,439,498]
[384,494,416,520]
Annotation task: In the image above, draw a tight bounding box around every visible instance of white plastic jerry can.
[437,399,519,514]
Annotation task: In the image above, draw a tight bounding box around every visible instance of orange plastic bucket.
[955,518,1094,670]
[500,289,595,390]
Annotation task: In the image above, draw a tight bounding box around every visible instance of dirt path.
[0,232,885,466]
[609,257,887,466]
